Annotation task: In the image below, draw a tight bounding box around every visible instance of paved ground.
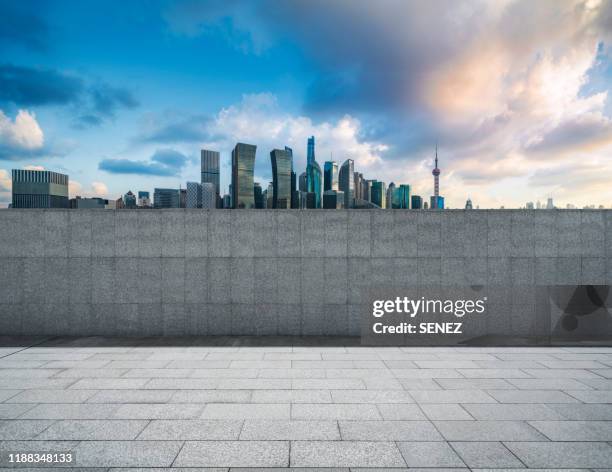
[1,337,612,470]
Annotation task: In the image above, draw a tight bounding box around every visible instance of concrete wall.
[0,209,611,337]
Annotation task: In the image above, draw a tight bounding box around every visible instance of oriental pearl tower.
[432,144,441,208]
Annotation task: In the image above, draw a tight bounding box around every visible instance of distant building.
[69,196,115,209]
[202,183,216,209]
[386,182,396,209]
[526,202,534,209]
[430,195,445,210]
[411,195,423,209]
[201,149,220,207]
[254,182,264,209]
[270,148,292,209]
[465,198,473,209]
[231,142,257,208]
[371,180,386,208]
[180,189,187,208]
[154,188,180,208]
[286,147,299,209]
[339,159,355,209]
[324,161,338,192]
[397,184,410,209]
[186,182,202,208]
[11,169,69,208]
[266,182,274,209]
[222,194,231,208]
[138,191,150,207]
[323,190,345,209]
[546,197,554,209]
[123,191,137,209]
[354,172,364,201]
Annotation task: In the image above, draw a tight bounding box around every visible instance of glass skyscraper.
[338,159,354,209]
[398,184,411,209]
[370,180,386,208]
[154,188,180,208]
[324,161,338,192]
[271,148,292,209]
[231,142,257,209]
[201,149,220,207]
[305,136,322,208]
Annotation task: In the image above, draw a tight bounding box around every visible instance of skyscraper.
[11,169,69,208]
[231,142,257,209]
[324,161,338,192]
[186,182,202,208]
[386,182,396,209]
[338,159,355,209]
[154,188,180,208]
[254,182,264,209]
[371,180,386,208]
[201,183,216,209]
[306,137,322,208]
[411,195,423,209]
[354,172,364,201]
[270,148,292,209]
[201,149,220,207]
[286,146,299,209]
[397,184,411,209]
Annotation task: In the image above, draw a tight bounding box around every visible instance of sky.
[1,0,612,208]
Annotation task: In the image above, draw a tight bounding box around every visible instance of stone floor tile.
[137,419,242,440]
[529,420,612,441]
[408,390,496,403]
[291,404,380,420]
[548,403,612,420]
[420,404,474,420]
[508,378,593,390]
[202,403,290,419]
[250,390,331,403]
[216,379,291,390]
[292,379,366,390]
[36,420,148,440]
[391,369,462,379]
[111,404,204,419]
[330,390,414,404]
[397,441,465,468]
[174,441,289,468]
[8,389,97,404]
[19,404,120,419]
[504,441,612,468]
[339,420,442,441]
[458,368,531,378]
[435,378,515,390]
[87,390,175,404]
[73,440,182,467]
[0,420,55,439]
[433,420,547,441]
[487,389,580,403]
[290,441,406,467]
[144,378,220,389]
[240,420,340,440]
[450,441,524,468]
[170,390,252,403]
[122,369,193,378]
[0,404,36,419]
[69,379,150,390]
[566,390,612,403]
[376,404,428,420]
[462,403,566,420]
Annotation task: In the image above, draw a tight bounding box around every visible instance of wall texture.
[0,209,611,338]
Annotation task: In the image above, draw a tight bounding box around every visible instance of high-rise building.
[397,184,411,209]
[231,142,256,209]
[411,195,423,209]
[386,182,396,209]
[286,146,299,209]
[324,161,338,192]
[307,136,315,165]
[11,169,69,208]
[298,172,307,192]
[266,182,274,209]
[186,182,202,208]
[201,183,216,209]
[180,189,187,208]
[465,198,473,210]
[201,149,220,207]
[546,197,554,209]
[138,191,150,207]
[123,190,137,209]
[154,188,180,208]
[338,159,354,209]
[354,172,364,201]
[371,180,386,208]
[430,195,445,209]
[323,190,345,209]
[363,180,372,202]
[254,182,264,209]
[270,148,292,209]
[306,137,322,208]
[222,194,231,208]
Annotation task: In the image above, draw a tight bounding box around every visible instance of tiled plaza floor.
[1,337,612,470]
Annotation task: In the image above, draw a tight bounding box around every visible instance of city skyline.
[1,1,612,208]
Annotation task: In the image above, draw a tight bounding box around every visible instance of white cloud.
[0,109,44,150]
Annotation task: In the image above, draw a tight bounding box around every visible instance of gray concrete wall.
[0,209,610,337]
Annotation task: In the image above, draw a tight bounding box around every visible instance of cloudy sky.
[1,0,612,208]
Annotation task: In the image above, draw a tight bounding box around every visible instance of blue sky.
[1,0,612,208]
